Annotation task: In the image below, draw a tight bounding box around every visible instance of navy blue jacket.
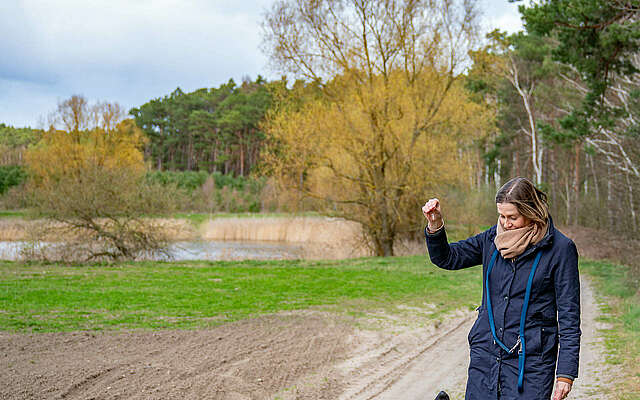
[425,217,580,399]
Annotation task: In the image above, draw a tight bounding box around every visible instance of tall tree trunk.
[588,154,601,225]
[240,143,245,177]
[572,144,580,225]
[507,59,542,185]
[379,238,394,257]
[235,130,245,177]
[187,134,194,171]
[210,146,216,173]
[527,100,543,186]
[626,173,637,233]
[483,163,488,188]
[224,146,229,175]
[565,176,571,224]
[607,165,614,226]
[376,203,395,257]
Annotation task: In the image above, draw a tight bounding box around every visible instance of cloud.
[479,0,524,34]
[0,2,60,85]
[1,0,524,128]
[0,78,61,128]
[0,0,273,127]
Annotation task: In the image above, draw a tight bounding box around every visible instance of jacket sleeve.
[424,226,486,270]
[554,240,581,379]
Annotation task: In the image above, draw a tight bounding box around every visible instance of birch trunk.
[506,55,543,185]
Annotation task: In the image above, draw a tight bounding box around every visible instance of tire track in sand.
[341,277,611,400]
[372,315,472,400]
[338,313,474,400]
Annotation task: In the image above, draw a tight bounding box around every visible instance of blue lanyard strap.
[486,248,543,393]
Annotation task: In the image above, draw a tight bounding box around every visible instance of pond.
[0,240,311,261]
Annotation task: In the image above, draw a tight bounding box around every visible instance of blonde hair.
[495,177,549,227]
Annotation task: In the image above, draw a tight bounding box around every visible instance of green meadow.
[0,256,483,332]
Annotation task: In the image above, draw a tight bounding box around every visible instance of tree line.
[467,0,640,236]
[130,77,272,176]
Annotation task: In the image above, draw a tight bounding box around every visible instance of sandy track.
[568,277,614,399]
[338,313,473,400]
[373,317,472,400]
[344,277,611,400]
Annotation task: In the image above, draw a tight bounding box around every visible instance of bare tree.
[262,0,483,256]
[26,97,175,261]
[263,0,479,82]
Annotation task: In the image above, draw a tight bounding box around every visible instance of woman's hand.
[422,198,443,231]
[552,380,572,400]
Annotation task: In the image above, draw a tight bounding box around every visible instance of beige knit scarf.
[494,219,548,259]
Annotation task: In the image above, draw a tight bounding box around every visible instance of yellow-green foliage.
[26,119,146,187]
[21,104,172,260]
[265,69,492,255]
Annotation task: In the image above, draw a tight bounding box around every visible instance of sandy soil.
[0,313,354,400]
[345,278,613,400]
[0,226,618,400]
[337,311,474,400]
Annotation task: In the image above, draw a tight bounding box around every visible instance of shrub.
[147,170,265,213]
[145,170,210,192]
[0,165,27,195]
[24,119,175,261]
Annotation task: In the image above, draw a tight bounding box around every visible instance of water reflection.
[167,240,306,261]
[0,240,310,261]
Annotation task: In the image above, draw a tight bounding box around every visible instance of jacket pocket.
[524,325,542,355]
[529,309,557,358]
[468,307,484,347]
[541,325,559,361]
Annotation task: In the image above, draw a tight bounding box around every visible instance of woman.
[422,177,580,400]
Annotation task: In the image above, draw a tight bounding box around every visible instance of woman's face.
[497,202,530,230]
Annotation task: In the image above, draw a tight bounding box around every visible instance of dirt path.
[336,312,474,400]
[345,315,473,400]
[568,277,614,399]
[345,277,612,400]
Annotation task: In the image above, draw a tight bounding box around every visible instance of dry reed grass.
[201,216,372,259]
[0,218,196,242]
[200,216,361,243]
[0,219,33,241]
[199,216,426,259]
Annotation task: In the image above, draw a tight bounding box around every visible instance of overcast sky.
[0,0,524,128]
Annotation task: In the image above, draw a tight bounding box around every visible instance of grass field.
[0,256,483,332]
[0,210,27,219]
